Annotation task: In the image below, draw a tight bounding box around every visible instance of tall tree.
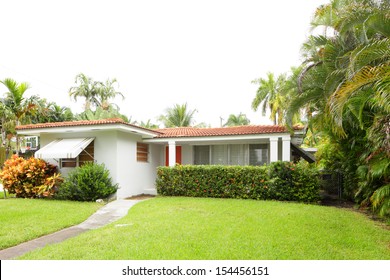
[0,78,36,155]
[69,73,124,110]
[30,99,74,123]
[287,0,390,216]
[251,72,287,125]
[158,103,197,128]
[224,113,250,127]
[97,78,124,110]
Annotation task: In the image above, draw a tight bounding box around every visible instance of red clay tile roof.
[154,125,302,138]
[16,119,303,138]
[16,118,160,134]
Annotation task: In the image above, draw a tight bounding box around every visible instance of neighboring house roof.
[155,125,302,138]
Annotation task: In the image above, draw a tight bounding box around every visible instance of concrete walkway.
[0,199,143,260]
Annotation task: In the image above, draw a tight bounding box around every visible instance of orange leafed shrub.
[0,155,63,198]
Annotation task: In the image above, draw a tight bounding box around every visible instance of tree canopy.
[158,103,197,128]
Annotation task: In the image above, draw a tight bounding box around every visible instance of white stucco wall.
[36,130,163,199]
[115,131,161,199]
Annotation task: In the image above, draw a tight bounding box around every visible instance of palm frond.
[348,38,390,76]
[371,183,390,216]
[329,63,389,133]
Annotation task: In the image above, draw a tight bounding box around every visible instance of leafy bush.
[55,162,118,201]
[156,161,320,203]
[0,155,62,198]
[267,161,320,202]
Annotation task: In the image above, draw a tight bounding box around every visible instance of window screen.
[211,145,228,165]
[194,146,210,165]
[249,144,268,166]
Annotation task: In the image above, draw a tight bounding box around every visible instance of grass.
[18,197,390,260]
[0,198,102,250]
[0,190,15,199]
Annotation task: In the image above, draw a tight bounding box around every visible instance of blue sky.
[0,0,329,127]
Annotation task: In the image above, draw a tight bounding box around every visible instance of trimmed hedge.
[156,161,321,203]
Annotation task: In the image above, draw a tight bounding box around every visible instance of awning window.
[35,138,95,159]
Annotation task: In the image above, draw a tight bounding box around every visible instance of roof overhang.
[144,132,292,145]
[17,123,160,139]
[35,138,94,159]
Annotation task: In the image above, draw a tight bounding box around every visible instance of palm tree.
[69,73,100,110]
[0,101,12,148]
[158,103,197,128]
[97,78,124,110]
[224,113,250,127]
[69,73,124,110]
[0,78,36,155]
[286,0,390,216]
[47,103,74,122]
[251,72,287,125]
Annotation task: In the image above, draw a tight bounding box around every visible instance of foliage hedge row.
[156,161,321,203]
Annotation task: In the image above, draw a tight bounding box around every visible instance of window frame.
[193,143,269,166]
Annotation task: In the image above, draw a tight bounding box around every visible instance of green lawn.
[19,197,390,260]
[0,198,101,250]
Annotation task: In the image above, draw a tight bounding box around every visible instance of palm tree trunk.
[15,119,20,156]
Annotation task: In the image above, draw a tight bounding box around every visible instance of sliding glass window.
[194,146,210,165]
[249,144,268,166]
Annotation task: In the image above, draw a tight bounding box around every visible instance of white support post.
[270,137,278,162]
[168,141,176,167]
[282,135,291,162]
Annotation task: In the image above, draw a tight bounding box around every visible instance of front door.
[165,146,182,166]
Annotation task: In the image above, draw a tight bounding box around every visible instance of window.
[211,145,228,165]
[249,144,268,166]
[60,158,77,168]
[194,146,210,165]
[193,144,268,166]
[137,143,149,162]
[60,141,94,168]
[229,144,246,165]
[25,136,38,150]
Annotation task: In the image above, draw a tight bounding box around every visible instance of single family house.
[16,118,308,199]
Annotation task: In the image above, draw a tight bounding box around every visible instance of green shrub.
[56,162,118,201]
[0,155,62,198]
[268,161,321,202]
[156,161,320,203]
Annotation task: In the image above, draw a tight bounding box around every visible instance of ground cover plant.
[19,197,390,260]
[0,199,101,249]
